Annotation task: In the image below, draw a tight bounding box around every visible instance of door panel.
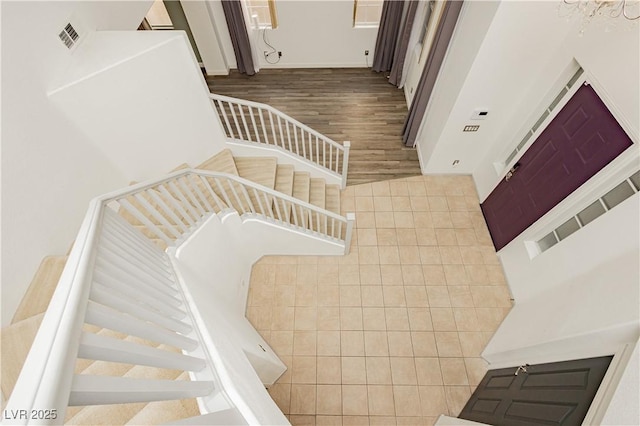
[482,83,633,251]
[459,356,613,426]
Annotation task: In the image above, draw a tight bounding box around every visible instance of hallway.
[206,68,422,186]
[247,175,512,425]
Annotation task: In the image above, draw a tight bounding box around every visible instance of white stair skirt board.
[226,139,342,187]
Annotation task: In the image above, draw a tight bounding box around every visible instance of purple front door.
[481,83,634,251]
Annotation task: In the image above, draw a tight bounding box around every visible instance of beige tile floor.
[247,175,513,426]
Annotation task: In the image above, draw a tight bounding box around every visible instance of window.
[354,0,383,28]
[500,67,584,173]
[535,170,640,255]
[244,0,278,29]
[144,0,173,30]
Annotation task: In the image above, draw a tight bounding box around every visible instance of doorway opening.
[139,0,203,65]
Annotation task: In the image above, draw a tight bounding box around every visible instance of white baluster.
[145,188,190,233]
[167,181,200,221]
[216,100,234,139]
[158,185,196,227]
[178,177,206,216]
[92,279,186,320]
[78,332,206,371]
[258,109,269,145]
[69,375,214,406]
[228,103,243,139]
[85,301,197,350]
[132,193,182,239]
[90,286,192,335]
[239,104,251,140]
[117,199,173,245]
[248,106,260,143]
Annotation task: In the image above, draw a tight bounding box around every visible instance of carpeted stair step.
[125,372,200,425]
[1,313,45,399]
[273,164,295,221]
[234,157,277,190]
[291,172,311,227]
[309,178,326,210]
[12,256,67,324]
[292,172,310,204]
[196,149,239,176]
[233,157,278,215]
[274,164,295,197]
[325,184,341,216]
[65,353,186,425]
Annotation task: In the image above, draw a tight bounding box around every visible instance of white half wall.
[172,211,344,381]
[0,0,153,326]
[48,31,226,183]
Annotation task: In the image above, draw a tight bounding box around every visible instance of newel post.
[341,141,351,189]
[344,212,356,255]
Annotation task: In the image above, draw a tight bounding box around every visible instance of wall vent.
[59,23,80,49]
[463,125,480,132]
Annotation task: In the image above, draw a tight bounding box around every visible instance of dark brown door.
[459,356,612,425]
[481,83,633,251]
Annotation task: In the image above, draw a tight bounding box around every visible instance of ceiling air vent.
[463,125,480,132]
[59,23,80,49]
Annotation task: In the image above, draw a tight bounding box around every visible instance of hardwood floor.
[206,68,422,186]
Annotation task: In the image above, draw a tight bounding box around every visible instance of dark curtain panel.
[372,0,405,72]
[389,1,419,87]
[221,0,255,76]
[402,0,464,147]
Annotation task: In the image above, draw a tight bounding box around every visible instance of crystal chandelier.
[559,0,640,33]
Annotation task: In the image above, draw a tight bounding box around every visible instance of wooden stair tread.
[325,184,341,215]
[12,256,67,324]
[309,178,326,210]
[196,149,239,176]
[234,157,277,190]
[274,164,295,197]
[1,313,45,399]
[292,172,310,204]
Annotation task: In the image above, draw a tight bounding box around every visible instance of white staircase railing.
[5,169,355,425]
[209,94,351,189]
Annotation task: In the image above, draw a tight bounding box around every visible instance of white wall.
[409,0,499,158]
[205,0,237,70]
[255,1,377,68]
[413,0,639,194]
[182,0,230,76]
[416,1,576,176]
[48,31,225,182]
[0,1,153,326]
[172,211,345,421]
[410,0,640,413]
[203,0,377,70]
